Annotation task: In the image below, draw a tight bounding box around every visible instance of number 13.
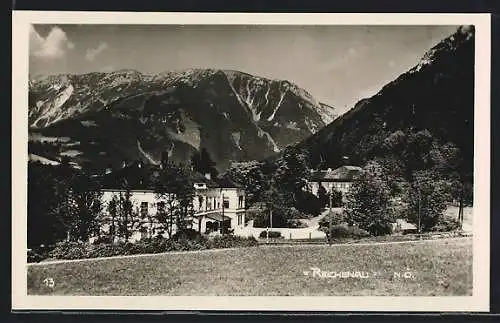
[43,277,55,288]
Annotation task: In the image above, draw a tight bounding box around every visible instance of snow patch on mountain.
[257,127,280,153]
[137,140,159,165]
[267,91,286,122]
[29,153,60,165]
[31,83,74,128]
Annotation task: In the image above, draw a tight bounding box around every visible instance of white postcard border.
[12,11,491,312]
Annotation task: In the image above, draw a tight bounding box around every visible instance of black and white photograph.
[12,12,490,312]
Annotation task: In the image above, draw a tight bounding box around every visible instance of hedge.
[29,235,259,262]
[259,231,283,239]
[328,224,370,239]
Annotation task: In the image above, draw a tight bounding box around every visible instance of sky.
[30,24,458,114]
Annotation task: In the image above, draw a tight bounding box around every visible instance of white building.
[96,161,246,242]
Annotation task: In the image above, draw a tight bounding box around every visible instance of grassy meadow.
[27,237,472,296]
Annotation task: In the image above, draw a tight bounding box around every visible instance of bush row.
[29,235,258,262]
[258,231,283,239]
[327,224,371,240]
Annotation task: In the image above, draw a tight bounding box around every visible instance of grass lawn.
[27,237,472,296]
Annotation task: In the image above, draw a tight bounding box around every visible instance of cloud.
[30,25,74,59]
[85,41,108,61]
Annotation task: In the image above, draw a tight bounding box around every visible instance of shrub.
[27,249,44,263]
[92,236,114,245]
[207,235,258,249]
[42,234,258,261]
[172,228,204,241]
[259,231,282,239]
[318,211,344,229]
[432,216,462,232]
[287,219,307,228]
[27,245,55,263]
[48,241,89,260]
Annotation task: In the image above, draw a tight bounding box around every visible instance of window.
[238,196,244,209]
[237,214,242,225]
[140,202,148,218]
[157,202,165,214]
[223,196,230,209]
[194,183,207,189]
[198,196,204,210]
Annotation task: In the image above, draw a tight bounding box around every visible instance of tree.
[28,162,68,247]
[405,170,450,232]
[224,161,268,206]
[51,160,80,242]
[107,194,119,241]
[329,188,343,208]
[71,170,103,241]
[318,210,345,240]
[191,147,218,177]
[317,184,329,208]
[295,190,323,216]
[344,161,394,236]
[429,141,473,225]
[154,162,195,238]
[116,189,134,241]
[253,188,292,228]
[273,145,310,205]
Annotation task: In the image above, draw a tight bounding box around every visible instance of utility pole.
[328,213,333,246]
[329,188,333,211]
[417,187,421,237]
[220,192,224,235]
[328,188,333,245]
[270,208,273,230]
[458,184,464,231]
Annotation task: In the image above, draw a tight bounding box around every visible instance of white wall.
[310,181,353,197]
[99,187,247,241]
[220,188,246,227]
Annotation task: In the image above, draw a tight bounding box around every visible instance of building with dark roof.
[308,165,363,201]
[94,160,246,242]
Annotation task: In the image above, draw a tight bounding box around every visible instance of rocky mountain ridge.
[28,68,336,172]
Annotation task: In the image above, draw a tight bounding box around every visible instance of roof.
[189,172,220,188]
[214,175,243,189]
[98,160,157,190]
[205,212,232,222]
[309,165,362,182]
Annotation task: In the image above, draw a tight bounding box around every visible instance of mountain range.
[28,69,336,172]
[28,25,475,182]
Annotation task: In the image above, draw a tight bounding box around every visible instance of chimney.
[204,173,211,180]
[160,151,169,169]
